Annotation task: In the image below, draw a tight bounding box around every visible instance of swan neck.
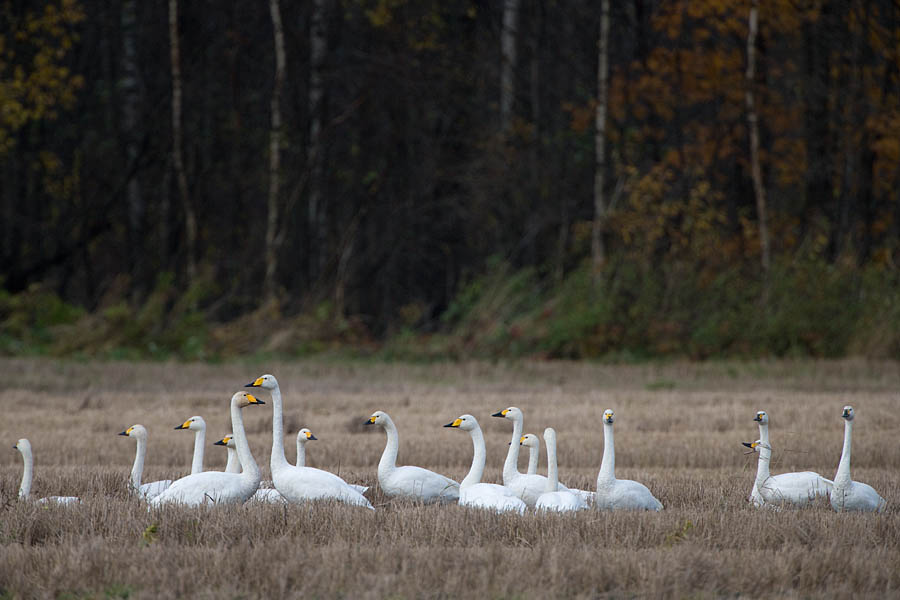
[224,446,240,474]
[270,385,289,471]
[527,442,539,475]
[461,425,487,488]
[755,443,771,482]
[502,416,523,483]
[190,428,205,474]
[545,433,559,492]
[835,419,853,484]
[232,399,259,482]
[378,417,400,476]
[758,422,769,445]
[18,446,33,499]
[598,422,615,482]
[296,438,306,467]
[131,436,146,489]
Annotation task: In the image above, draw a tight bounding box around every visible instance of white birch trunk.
[265,0,286,304]
[591,0,610,277]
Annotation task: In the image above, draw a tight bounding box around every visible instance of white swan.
[295,428,369,495]
[444,415,526,514]
[748,410,769,507]
[830,406,886,513]
[595,409,662,511]
[365,410,459,504]
[213,434,241,474]
[13,439,80,505]
[174,415,207,474]
[743,439,832,508]
[118,425,173,499]
[247,374,373,510]
[520,433,540,475]
[149,392,264,506]
[535,428,587,512]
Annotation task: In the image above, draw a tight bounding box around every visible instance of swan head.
[742,439,771,453]
[232,391,265,408]
[602,409,615,425]
[753,411,769,425]
[119,424,148,439]
[245,374,278,390]
[519,433,540,448]
[443,414,478,431]
[174,416,206,432]
[214,434,235,448]
[542,427,557,444]
[297,428,317,442]
[491,407,522,421]
[365,410,391,427]
[841,405,854,421]
[13,438,30,454]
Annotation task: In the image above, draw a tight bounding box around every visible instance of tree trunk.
[591,0,610,279]
[745,0,770,292]
[169,0,196,285]
[265,0,286,305]
[308,0,328,281]
[500,0,521,135]
[121,0,145,301]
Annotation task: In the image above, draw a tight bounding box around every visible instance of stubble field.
[0,357,898,599]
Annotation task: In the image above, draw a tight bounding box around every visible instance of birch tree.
[500,0,520,134]
[591,0,610,277]
[745,0,770,285]
[265,0,286,304]
[308,0,328,279]
[121,0,144,299]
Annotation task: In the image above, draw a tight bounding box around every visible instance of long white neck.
[224,446,240,474]
[296,439,306,467]
[526,441,539,475]
[269,384,289,472]
[190,428,206,474]
[131,436,146,489]
[232,401,259,483]
[378,416,400,477]
[502,416,524,483]
[758,421,769,445]
[461,425,487,489]
[754,444,771,484]
[598,422,616,483]
[544,430,559,493]
[835,419,853,485]
[18,446,33,499]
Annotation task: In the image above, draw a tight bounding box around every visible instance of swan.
[742,439,832,508]
[246,374,373,510]
[13,439,80,505]
[748,410,769,507]
[535,428,587,512]
[149,391,264,506]
[443,415,526,514]
[830,406,886,513]
[365,410,459,504]
[174,415,207,474]
[295,428,368,495]
[595,409,662,511]
[213,434,241,474]
[520,433,540,475]
[118,425,173,499]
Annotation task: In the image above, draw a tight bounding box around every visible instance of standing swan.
[748,410,769,507]
[214,434,241,474]
[246,374,373,509]
[742,439,832,508]
[174,416,207,474]
[150,392,264,506]
[831,406,886,513]
[520,433,540,475]
[444,414,526,514]
[366,410,459,504]
[535,428,587,512]
[119,425,173,499]
[595,409,662,511]
[13,439,80,505]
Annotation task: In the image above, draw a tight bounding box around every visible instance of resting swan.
[247,374,373,510]
[13,439,80,505]
[444,414,526,514]
[830,406,886,513]
[535,428,587,512]
[174,415,207,474]
[366,410,459,504]
[214,434,241,474]
[748,410,769,507]
[295,428,368,495]
[520,433,540,475]
[743,439,832,508]
[595,409,662,511]
[118,425,173,499]
[149,392,264,506]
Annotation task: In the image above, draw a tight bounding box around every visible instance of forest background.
[2,0,900,362]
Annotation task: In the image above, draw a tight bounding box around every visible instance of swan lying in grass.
[174,415,207,474]
[366,410,459,504]
[831,406,886,513]
[150,392,264,507]
[594,409,662,511]
[119,425,173,499]
[294,428,368,495]
[535,428,587,513]
[14,439,80,505]
[519,433,540,475]
[444,414,526,515]
[748,410,769,507]
[214,434,241,474]
[247,374,373,509]
[742,439,832,508]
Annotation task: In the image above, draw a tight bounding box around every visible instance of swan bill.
[175,419,192,430]
[742,442,755,448]
[214,438,228,446]
[491,410,507,418]
[118,428,131,436]
[444,419,462,428]
[365,416,376,425]
[245,377,264,387]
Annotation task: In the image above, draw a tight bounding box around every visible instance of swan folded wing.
[250,488,286,503]
[276,467,374,509]
[150,472,253,507]
[596,479,663,511]
[383,465,459,503]
[506,473,551,507]
[138,480,173,500]
[460,484,526,514]
[760,472,832,506]
[349,484,369,494]
[536,490,587,512]
[833,481,886,512]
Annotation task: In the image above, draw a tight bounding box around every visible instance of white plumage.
[14,438,80,505]
[830,406,886,513]
[119,424,173,499]
[535,428,587,513]
[174,415,207,475]
[594,409,663,511]
[743,439,832,508]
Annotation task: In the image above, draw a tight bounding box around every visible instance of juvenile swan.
[119,425,173,499]
[13,439,80,505]
[748,410,770,507]
[366,410,459,504]
[830,406,886,513]
[594,410,662,511]
[535,428,587,513]
[444,414,526,514]
[742,439,832,508]
[150,392,264,507]
[174,415,207,474]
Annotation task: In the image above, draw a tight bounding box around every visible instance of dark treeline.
[2,0,900,359]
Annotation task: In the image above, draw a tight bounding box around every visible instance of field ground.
[0,358,898,599]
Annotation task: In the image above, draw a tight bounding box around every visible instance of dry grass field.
[0,357,898,599]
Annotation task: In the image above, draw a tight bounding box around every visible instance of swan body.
[831,406,886,513]
[150,392,264,507]
[748,410,769,507]
[119,425,173,499]
[295,427,368,495]
[14,439,80,505]
[214,434,241,474]
[595,410,662,511]
[444,415,526,515]
[743,439,832,508]
[535,428,587,513]
[366,410,459,504]
[174,415,207,474]
[520,433,540,475]
[247,374,373,510]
